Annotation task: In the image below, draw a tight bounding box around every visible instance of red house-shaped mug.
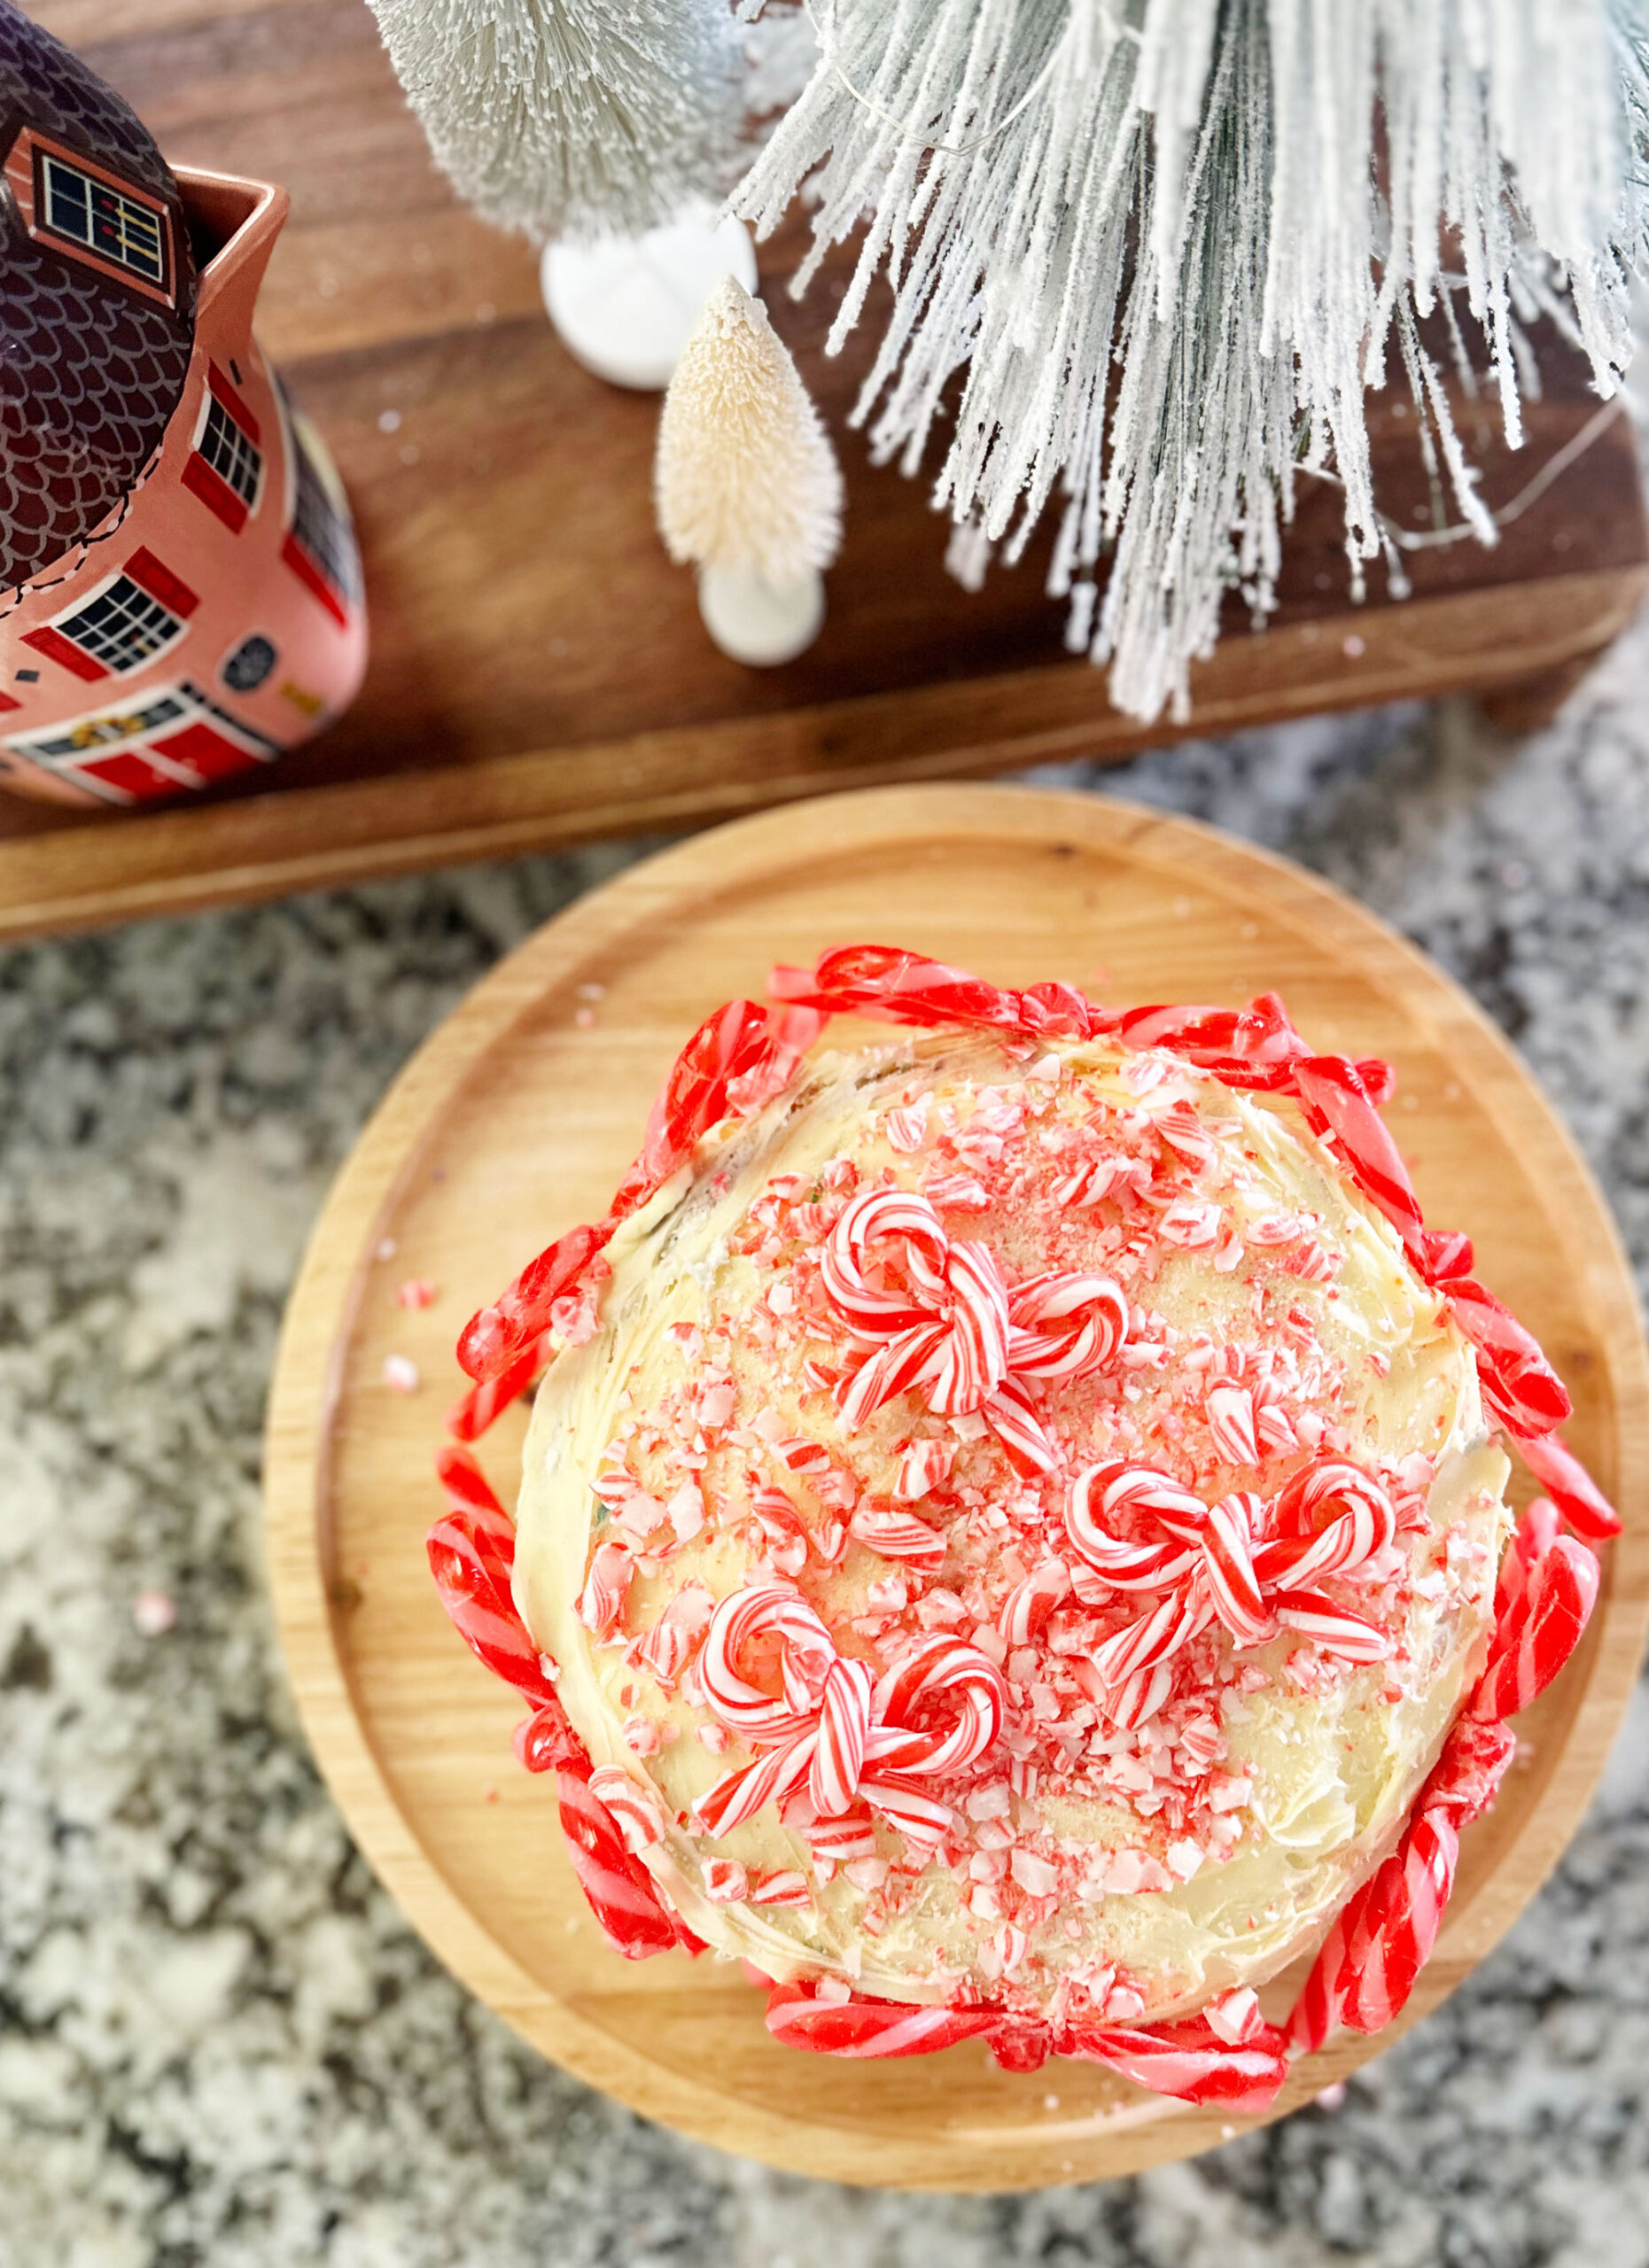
[0,5,366,807]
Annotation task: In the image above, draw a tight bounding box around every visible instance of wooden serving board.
[264,785,1649,2191]
[4,0,1647,942]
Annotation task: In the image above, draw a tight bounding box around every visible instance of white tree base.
[696,563,825,666]
[541,203,758,392]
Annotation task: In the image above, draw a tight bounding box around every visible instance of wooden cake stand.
[265,785,1649,2190]
[4,3,1647,942]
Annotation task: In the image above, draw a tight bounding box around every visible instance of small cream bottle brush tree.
[655,275,844,664]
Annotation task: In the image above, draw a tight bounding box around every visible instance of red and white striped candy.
[1472,1527,1599,1720]
[700,1586,835,1743]
[447,1328,555,1442]
[1292,1054,1426,1270]
[1156,1103,1219,1176]
[692,1592,1005,1843]
[750,1487,811,1577]
[587,1765,667,1852]
[1289,1716,1517,2051]
[634,1582,714,1688]
[1200,1494,1269,1643]
[1203,1987,1264,2046]
[1272,1588,1392,1663]
[1427,1715,1517,1826]
[695,1738,816,1836]
[1335,1807,1459,2033]
[823,1189,1130,1449]
[426,1509,556,1706]
[576,1539,634,1639]
[1065,1464,1207,1589]
[1054,1153,1152,1210]
[869,1634,1007,1775]
[1258,1456,1396,1587]
[1088,1585,1211,1689]
[1514,1431,1622,1541]
[810,1656,874,1816]
[433,1443,510,1526]
[1006,1271,1130,1382]
[848,1504,947,1569]
[556,1759,683,1957]
[854,1775,953,1852]
[1105,1659,1176,1731]
[765,1983,1000,2058]
[998,1559,1071,1643]
[1065,2013,1290,2113]
[1446,1277,1573,1439]
[894,1437,953,1500]
[1205,1382,1259,1466]
[804,1812,879,1862]
[750,1870,813,1907]
[513,1697,583,1775]
[980,1379,1060,1476]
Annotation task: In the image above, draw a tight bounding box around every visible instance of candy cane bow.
[1066,1455,1397,1727]
[694,1587,1007,1843]
[821,1188,1129,1472]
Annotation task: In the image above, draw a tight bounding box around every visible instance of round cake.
[512,1024,1509,2028]
[432,945,1609,2100]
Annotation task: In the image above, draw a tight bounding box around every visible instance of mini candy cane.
[1069,1453,1400,1715]
[998,1559,1071,1643]
[425,1458,695,1961]
[770,944,1045,1035]
[824,1189,1010,1422]
[765,1982,1002,2057]
[1007,1271,1130,1381]
[458,1223,611,1394]
[812,1657,875,1815]
[1513,1430,1622,1541]
[427,1509,557,1707]
[1291,1054,1427,1270]
[697,1597,1005,1834]
[433,1442,512,1526]
[1066,1463,1207,1589]
[868,1634,1007,1775]
[1291,1509,1598,2053]
[587,1765,668,1852]
[556,1759,689,1958]
[1257,1459,1396,1587]
[1443,1278,1572,1439]
[699,1587,834,1737]
[447,1327,556,1442]
[1066,2012,1291,2112]
[822,1189,1130,1456]
[1471,1520,1600,1722]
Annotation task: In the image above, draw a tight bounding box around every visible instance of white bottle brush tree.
[369,0,1649,719]
[655,275,844,663]
[364,0,743,241]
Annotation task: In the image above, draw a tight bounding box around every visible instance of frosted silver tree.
[366,0,742,242]
[735,0,1649,722]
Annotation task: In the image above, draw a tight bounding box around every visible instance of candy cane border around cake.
[428,943,1618,2111]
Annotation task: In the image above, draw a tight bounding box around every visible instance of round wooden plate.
[265,785,1649,2191]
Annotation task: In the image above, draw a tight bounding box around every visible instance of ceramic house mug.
[0,5,367,807]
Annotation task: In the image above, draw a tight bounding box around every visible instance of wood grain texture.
[264,784,1649,2191]
[3,1,1647,938]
